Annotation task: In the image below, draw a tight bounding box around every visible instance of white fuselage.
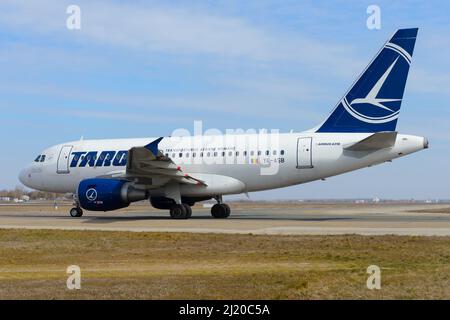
[19,132,427,197]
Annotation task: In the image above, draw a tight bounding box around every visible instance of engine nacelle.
[77,178,148,211]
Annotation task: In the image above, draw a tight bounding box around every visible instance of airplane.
[19,28,428,219]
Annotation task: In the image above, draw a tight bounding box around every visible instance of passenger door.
[296,137,313,169]
[57,145,73,174]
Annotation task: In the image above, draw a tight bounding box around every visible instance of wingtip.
[144,137,164,155]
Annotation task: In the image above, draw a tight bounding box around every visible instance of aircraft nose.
[18,167,29,187]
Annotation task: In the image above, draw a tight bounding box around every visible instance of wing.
[115,137,206,187]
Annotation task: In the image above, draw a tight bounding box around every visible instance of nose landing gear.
[70,194,83,217]
[70,207,83,217]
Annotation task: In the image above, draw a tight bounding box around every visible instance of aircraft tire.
[211,203,230,219]
[70,207,83,217]
[170,204,188,219]
[182,203,192,219]
[222,203,231,216]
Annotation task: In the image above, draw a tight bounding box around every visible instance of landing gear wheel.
[211,204,230,219]
[70,207,83,217]
[170,204,188,219]
[182,203,192,219]
[222,203,230,216]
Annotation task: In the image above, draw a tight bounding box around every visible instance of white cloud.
[0,0,361,76]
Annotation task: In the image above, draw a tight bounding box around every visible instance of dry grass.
[411,207,450,214]
[0,229,449,299]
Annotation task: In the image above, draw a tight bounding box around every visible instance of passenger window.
[222,151,225,157]
[244,151,247,156]
[186,153,189,158]
[257,151,261,156]
[250,151,254,156]
[192,153,196,157]
[179,153,183,158]
[200,152,204,157]
[228,151,232,156]
[213,152,217,157]
[165,153,168,157]
[207,152,211,157]
[273,150,277,155]
[236,151,239,156]
[280,150,285,155]
[265,150,269,155]
[172,153,175,158]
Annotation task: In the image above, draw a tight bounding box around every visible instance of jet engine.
[77,178,148,211]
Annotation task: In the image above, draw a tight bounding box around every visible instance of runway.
[1,202,450,236]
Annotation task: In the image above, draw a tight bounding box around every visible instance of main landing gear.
[169,203,192,219]
[167,195,231,219]
[210,196,230,219]
[211,203,230,219]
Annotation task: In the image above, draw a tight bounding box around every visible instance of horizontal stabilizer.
[344,132,397,151]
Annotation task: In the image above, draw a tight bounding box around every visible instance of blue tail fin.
[316,28,418,133]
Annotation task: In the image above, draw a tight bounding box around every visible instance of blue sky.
[0,0,449,199]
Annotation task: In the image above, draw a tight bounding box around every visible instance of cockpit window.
[40,155,46,162]
[34,155,41,162]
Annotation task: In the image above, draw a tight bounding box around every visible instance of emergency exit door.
[57,145,73,174]
[296,137,313,169]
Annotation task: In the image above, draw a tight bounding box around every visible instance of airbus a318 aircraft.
[19,28,427,219]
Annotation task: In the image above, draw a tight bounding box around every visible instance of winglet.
[145,137,164,156]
